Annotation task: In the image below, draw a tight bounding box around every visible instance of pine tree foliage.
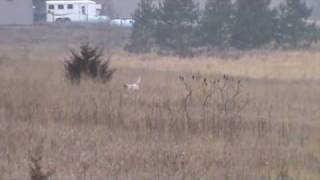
[276,0,319,48]
[65,43,115,84]
[127,0,156,53]
[155,0,199,57]
[127,0,320,56]
[199,0,234,48]
[231,0,277,49]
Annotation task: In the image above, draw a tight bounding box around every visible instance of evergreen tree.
[127,0,156,53]
[231,0,277,49]
[199,0,234,49]
[276,0,319,48]
[155,0,199,57]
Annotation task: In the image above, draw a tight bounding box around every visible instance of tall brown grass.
[0,25,319,180]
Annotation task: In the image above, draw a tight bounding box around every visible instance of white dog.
[124,77,141,91]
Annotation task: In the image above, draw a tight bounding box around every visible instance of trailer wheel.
[64,18,72,23]
[55,18,64,24]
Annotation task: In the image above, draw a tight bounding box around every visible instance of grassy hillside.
[0,25,320,180]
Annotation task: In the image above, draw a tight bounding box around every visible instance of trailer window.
[48,5,54,10]
[96,9,100,16]
[67,4,73,9]
[58,5,64,9]
[81,6,86,15]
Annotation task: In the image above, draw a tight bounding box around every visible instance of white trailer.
[46,0,109,23]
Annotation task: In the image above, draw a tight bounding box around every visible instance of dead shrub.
[179,73,249,139]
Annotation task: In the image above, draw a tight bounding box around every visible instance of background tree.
[103,0,116,18]
[199,0,234,49]
[231,0,277,49]
[126,0,156,53]
[276,0,319,48]
[155,0,199,57]
[33,0,47,21]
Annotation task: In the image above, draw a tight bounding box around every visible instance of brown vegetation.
[0,25,319,180]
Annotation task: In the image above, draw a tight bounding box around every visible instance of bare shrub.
[64,43,115,84]
[179,73,249,140]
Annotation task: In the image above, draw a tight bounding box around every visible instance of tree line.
[126,0,320,57]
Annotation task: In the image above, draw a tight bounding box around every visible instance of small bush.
[65,43,115,84]
[29,155,51,180]
[29,143,55,180]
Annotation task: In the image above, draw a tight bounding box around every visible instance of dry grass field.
[0,25,320,180]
